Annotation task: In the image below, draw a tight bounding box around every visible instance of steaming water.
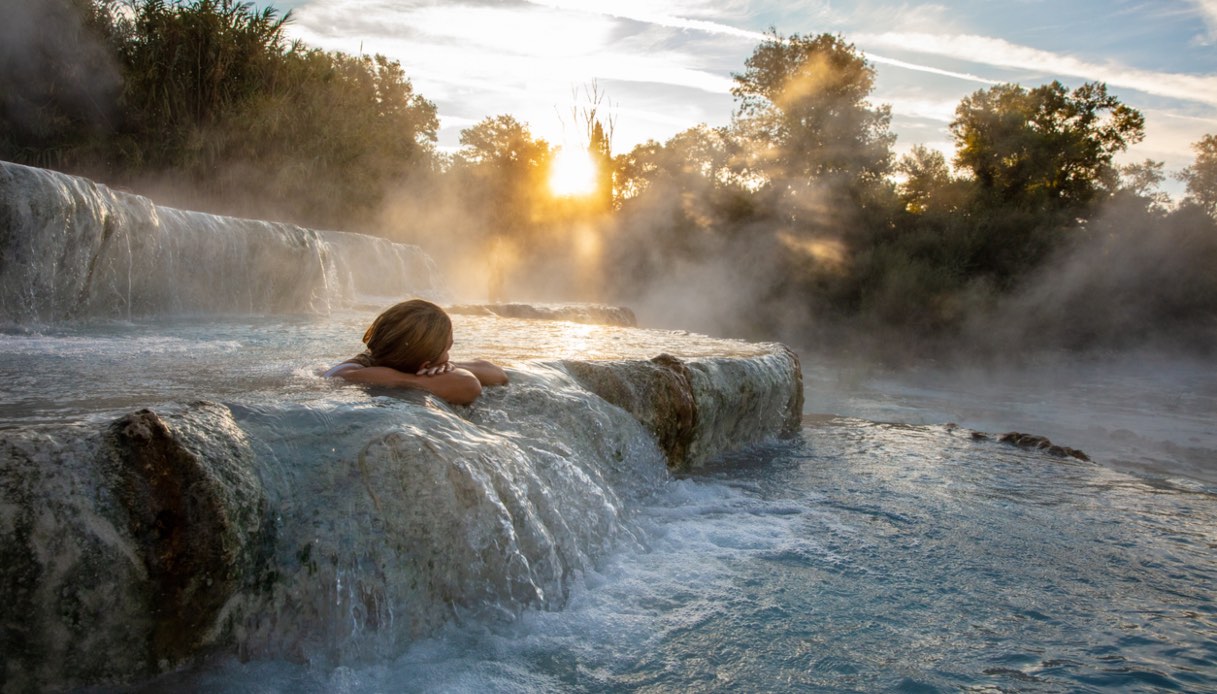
[16,318,1201,692]
[140,420,1217,693]
[4,161,1215,691]
[0,313,769,427]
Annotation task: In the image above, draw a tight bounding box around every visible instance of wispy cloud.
[1197,0,1217,36]
[289,1,733,95]
[282,0,1214,165]
[525,0,998,86]
[881,95,959,123]
[858,32,1217,107]
[285,0,740,148]
[525,0,769,41]
[865,54,995,85]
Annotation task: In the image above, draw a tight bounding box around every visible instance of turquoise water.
[5,318,1214,692]
[7,161,1214,692]
[146,415,1217,693]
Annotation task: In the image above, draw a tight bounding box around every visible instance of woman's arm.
[452,359,509,386]
[336,366,484,405]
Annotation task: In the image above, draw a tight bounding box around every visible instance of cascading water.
[3,161,1215,693]
[0,161,438,323]
[0,162,803,691]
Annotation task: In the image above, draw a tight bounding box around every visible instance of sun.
[548,146,599,198]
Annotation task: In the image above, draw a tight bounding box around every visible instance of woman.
[325,299,508,405]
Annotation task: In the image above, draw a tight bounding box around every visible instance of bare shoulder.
[453,359,509,386]
[323,361,364,378]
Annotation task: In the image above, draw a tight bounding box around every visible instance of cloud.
[526,0,998,86]
[283,0,746,149]
[288,1,734,95]
[1197,0,1217,36]
[281,0,1214,163]
[864,54,996,86]
[857,31,1217,107]
[1129,108,1217,170]
[880,95,959,123]
[523,0,768,41]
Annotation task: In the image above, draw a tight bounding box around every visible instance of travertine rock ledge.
[447,302,637,326]
[0,348,802,691]
[564,347,803,468]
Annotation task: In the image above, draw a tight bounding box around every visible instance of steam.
[0,0,121,140]
[965,197,1217,356]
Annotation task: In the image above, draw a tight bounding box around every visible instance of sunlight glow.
[549,147,600,197]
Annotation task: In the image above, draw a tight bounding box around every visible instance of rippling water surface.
[0,312,771,426]
[6,318,1215,692]
[154,420,1217,693]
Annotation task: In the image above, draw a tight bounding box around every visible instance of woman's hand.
[339,365,483,405]
[416,361,455,377]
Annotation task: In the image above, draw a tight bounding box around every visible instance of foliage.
[5,6,1214,354]
[950,81,1144,214]
[895,146,959,214]
[1,0,438,229]
[1178,134,1217,218]
[1114,159,1171,216]
[113,0,293,167]
[731,31,893,189]
[200,49,438,226]
[453,115,553,237]
[609,125,757,283]
[0,0,123,169]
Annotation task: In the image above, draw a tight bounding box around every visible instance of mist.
[3,3,1215,369]
[0,0,121,160]
[961,198,1217,356]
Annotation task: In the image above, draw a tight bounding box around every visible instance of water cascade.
[0,161,437,323]
[0,161,803,691]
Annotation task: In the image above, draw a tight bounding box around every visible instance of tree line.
[3,1,1216,356]
[1,0,438,227]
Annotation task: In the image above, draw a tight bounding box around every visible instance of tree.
[1178,134,1217,218]
[1115,159,1171,215]
[1,0,441,229]
[567,81,616,209]
[211,49,439,227]
[731,31,893,187]
[613,125,739,204]
[0,0,123,170]
[950,81,1145,214]
[895,145,960,215]
[454,115,553,238]
[115,0,294,167]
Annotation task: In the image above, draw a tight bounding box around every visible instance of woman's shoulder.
[323,360,366,378]
[324,351,375,378]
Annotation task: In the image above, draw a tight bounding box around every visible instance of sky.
[275,0,1217,194]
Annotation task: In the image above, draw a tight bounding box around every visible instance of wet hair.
[353,299,452,373]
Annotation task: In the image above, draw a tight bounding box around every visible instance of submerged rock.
[997,432,1091,461]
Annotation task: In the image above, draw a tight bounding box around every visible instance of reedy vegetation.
[3,2,1216,355]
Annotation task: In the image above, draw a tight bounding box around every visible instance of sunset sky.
[276,0,1217,193]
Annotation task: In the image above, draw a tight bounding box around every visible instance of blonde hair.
[356,299,452,373]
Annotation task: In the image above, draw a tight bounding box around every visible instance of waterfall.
[0,161,438,323]
[0,162,805,692]
[0,369,674,685]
